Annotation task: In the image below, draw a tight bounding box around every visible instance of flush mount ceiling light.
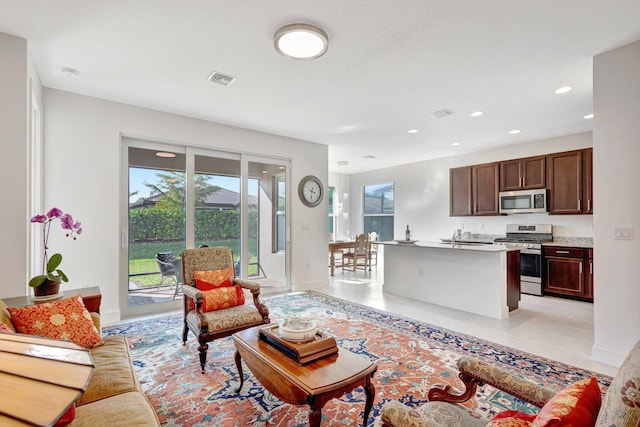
[155,152,176,158]
[274,24,328,60]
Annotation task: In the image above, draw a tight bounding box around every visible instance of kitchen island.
[383,241,520,319]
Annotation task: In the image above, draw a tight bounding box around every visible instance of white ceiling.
[2,1,640,173]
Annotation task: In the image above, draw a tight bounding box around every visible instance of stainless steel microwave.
[499,189,548,214]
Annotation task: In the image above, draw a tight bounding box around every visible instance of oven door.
[520,249,542,295]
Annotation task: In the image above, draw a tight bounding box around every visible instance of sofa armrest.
[429,356,556,408]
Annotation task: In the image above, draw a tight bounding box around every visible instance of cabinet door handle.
[579,263,583,274]
[556,250,570,254]
[590,261,593,274]
[588,200,591,211]
[578,199,581,211]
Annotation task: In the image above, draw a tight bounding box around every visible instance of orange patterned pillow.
[202,285,245,312]
[7,295,103,348]
[532,377,601,427]
[194,268,234,290]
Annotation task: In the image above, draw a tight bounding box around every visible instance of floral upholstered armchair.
[181,247,270,373]
[381,340,640,427]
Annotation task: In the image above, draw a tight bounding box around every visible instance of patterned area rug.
[103,292,611,426]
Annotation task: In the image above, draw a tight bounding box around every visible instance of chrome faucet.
[451,229,461,246]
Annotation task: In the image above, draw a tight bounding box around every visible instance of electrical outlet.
[614,227,633,240]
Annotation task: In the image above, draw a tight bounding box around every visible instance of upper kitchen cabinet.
[583,148,593,214]
[500,155,546,191]
[546,148,592,215]
[450,162,500,216]
[450,166,472,216]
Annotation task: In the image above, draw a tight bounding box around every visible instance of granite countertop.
[382,240,518,252]
[543,237,593,248]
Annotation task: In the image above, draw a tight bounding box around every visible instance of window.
[363,182,394,241]
[274,174,286,252]
[328,186,335,238]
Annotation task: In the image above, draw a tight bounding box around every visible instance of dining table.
[328,240,371,276]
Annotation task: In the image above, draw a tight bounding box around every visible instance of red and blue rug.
[103,292,611,426]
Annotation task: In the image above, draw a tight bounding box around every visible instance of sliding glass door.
[121,140,289,317]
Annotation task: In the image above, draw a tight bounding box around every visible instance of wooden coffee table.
[232,326,377,426]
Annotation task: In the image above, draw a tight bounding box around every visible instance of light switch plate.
[614,227,633,240]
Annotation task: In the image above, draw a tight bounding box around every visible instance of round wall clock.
[298,175,324,207]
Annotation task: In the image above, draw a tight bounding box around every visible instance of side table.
[3,286,102,313]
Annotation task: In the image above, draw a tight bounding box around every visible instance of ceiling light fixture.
[274,24,328,60]
[509,129,521,135]
[155,152,176,158]
[554,86,573,94]
[470,111,484,117]
[584,113,594,119]
[407,129,419,134]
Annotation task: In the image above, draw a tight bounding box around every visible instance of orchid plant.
[29,207,83,287]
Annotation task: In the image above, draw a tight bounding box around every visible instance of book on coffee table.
[258,324,339,364]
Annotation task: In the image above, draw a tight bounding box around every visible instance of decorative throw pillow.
[488,411,536,426]
[202,285,245,312]
[7,295,103,348]
[194,268,234,290]
[531,377,601,427]
[0,323,15,333]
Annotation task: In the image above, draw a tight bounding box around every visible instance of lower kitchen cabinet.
[542,246,593,302]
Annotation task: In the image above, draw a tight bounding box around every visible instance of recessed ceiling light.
[584,113,594,119]
[451,142,461,146]
[470,111,484,117]
[509,129,521,135]
[274,24,328,60]
[155,152,176,158]
[278,166,285,170]
[554,86,573,94]
[407,129,419,134]
[262,170,268,174]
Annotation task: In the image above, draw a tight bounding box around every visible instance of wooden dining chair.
[368,232,379,267]
[342,233,368,271]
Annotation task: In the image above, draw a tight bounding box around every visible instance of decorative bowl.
[278,317,318,342]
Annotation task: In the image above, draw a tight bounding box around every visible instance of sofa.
[381,340,640,426]
[0,298,160,427]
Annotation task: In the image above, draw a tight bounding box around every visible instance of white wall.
[344,132,593,241]
[592,40,640,366]
[42,89,328,322]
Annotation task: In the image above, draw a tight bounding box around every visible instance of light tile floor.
[318,264,618,377]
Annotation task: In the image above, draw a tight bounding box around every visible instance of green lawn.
[128,240,259,289]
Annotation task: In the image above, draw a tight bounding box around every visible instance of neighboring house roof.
[129,188,258,209]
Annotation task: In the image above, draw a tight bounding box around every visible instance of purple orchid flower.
[46,207,63,218]
[60,214,74,230]
[30,214,47,223]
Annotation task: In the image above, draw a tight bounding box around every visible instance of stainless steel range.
[494,224,553,296]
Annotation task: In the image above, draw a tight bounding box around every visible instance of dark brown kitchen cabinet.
[543,246,593,302]
[547,148,592,214]
[500,155,546,191]
[450,166,472,216]
[449,162,500,216]
[583,148,593,214]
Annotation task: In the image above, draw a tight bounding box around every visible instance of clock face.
[298,175,324,207]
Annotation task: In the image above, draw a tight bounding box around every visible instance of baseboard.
[592,343,627,368]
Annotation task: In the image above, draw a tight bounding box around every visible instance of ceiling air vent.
[429,109,455,118]
[207,71,236,87]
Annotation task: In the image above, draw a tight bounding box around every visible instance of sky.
[129,167,257,203]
